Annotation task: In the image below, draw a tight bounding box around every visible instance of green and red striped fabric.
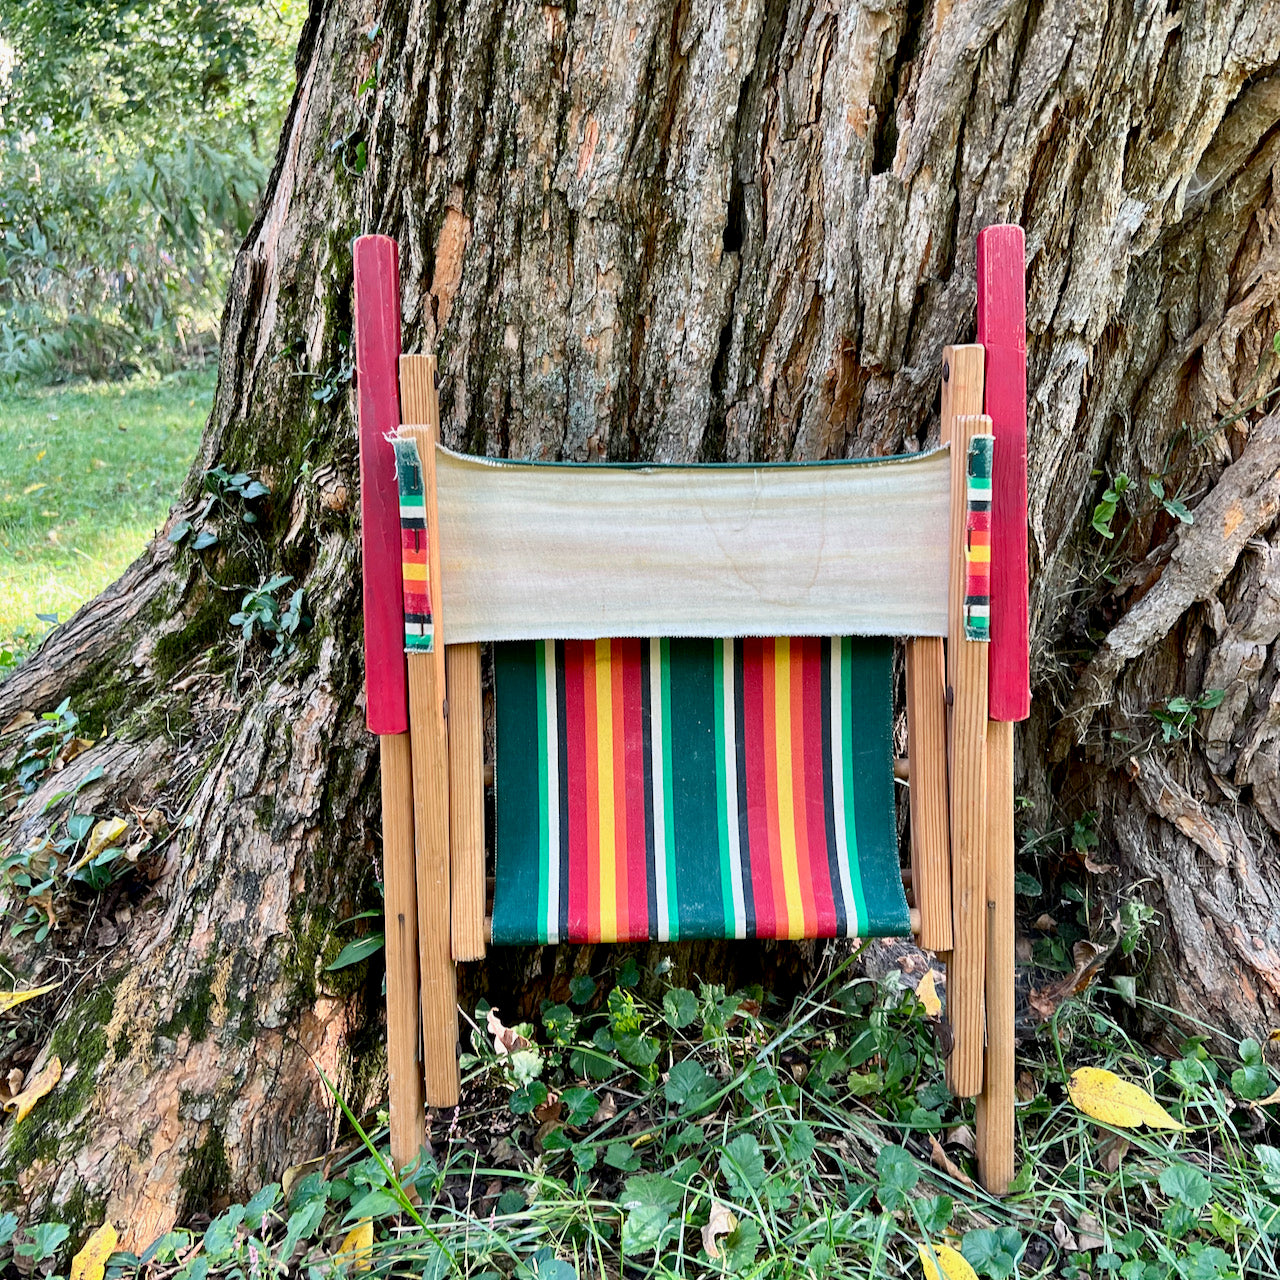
[492,636,909,945]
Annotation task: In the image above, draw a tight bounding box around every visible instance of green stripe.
[492,642,544,946]
[534,640,551,944]
[840,638,870,936]
[712,639,736,936]
[659,640,679,939]
[665,640,726,941]
[847,638,907,935]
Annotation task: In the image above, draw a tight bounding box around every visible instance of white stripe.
[649,639,670,943]
[542,643,560,945]
[829,638,859,938]
[721,640,747,939]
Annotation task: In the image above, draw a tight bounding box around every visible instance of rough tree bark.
[0,0,1278,1243]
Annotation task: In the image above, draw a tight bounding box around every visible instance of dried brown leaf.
[928,1134,975,1186]
[702,1202,737,1259]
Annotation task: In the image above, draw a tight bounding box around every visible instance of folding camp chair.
[352,227,1029,1194]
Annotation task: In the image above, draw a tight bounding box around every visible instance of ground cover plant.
[2,945,1278,1279]
[0,370,212,659]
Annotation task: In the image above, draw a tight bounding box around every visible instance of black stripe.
[820,637,847,935]
[555,640,570,941]
[733,638,756,935]
[641,640,658,939]
[401,517,426,531]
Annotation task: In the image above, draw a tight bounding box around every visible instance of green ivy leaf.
[663,987,699,1028]
[875,1144,918,1211]
[603,1141,641,1172]
[509,1081,549,1115]
[1159,1162,1212,1210]
[665,1060,714,1112]
[560,1087,599,1126]
[1232,1039,1271,1100]
[720,1134,766,1198]
[202,1205,245,1261]
[568,975,596,1006]
[961,1227,1023,1279]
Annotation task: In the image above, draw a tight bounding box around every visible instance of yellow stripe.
[968,545,991,563]
[595,638,617,942]
[401,562,429,581]
[773,639,805,938]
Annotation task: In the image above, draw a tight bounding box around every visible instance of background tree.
[0,0,1278,1239]
[0,1,302,378]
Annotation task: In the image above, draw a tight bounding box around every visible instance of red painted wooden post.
[355,234,410,736]
[976,224,1029,722]
[354,235,426,1169]
[975,222,1027,1194]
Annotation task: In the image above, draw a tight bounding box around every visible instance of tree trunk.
[1,0,1279,1242]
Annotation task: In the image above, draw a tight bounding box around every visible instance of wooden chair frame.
[354,227,1028,1194]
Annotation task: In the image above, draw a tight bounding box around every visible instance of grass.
[0,369,212,655]
[11,950,1276,1280]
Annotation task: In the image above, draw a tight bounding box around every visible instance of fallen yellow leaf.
[87,817,128,859]
[5,1056,61,1124]
[916,970,942,1018]
[70,1221,118,1280]
[1067,1067,1187,1131]
[23,482,45,495]
[71,818,129,874]
[919,1242,978,1280]
[335,1218,373,1271]
[0,981,60,1014]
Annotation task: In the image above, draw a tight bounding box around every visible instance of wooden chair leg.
[447,642,486,961]
[400,355,461,1108]
[977,720,1016,1191]
[942,345,989,1099]
[905,636,952,952]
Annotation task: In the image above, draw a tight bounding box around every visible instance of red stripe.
[790,642,817,935]
[620,640,649,941]
[609,642,629,940]
[800,639,838,935]
[564,643,589,942]
[761,641,787,934]
[741,639,776,937]
[583,643,601,943]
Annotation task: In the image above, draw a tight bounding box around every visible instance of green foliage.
[1151,688,1226,743]
[1092,472,1132,539]
[0,1,303,379]
[229,574,308,659]
[7,962,1280,1277]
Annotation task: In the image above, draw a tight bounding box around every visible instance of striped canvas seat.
[492,635,910,945]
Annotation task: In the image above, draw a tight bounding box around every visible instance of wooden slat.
[977,225,1030,722]
[942,344,988,1100]
[905,636,953,952]
[379,734,426,1165]
[447,642,486,961]
[977,719,1016,1191]
[399,355,460,1108]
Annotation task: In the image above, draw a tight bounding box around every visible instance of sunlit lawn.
[0,369,213,652]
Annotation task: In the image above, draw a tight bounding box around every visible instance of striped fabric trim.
[492,637,909,945]
[964,435,994,642]
[392,437,434,652]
